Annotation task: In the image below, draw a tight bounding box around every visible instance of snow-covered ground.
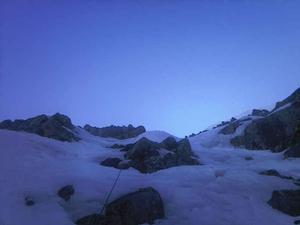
[0,128,299,225]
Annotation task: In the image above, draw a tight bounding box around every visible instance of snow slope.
[0,128,300,225]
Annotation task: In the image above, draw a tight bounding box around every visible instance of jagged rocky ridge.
[0,113,80,142]
[101,136,200,173]
[230,88,300,153]
[84,124,146,139]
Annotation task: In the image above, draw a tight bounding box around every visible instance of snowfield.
[0,128,299,225]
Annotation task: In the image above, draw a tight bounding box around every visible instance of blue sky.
[1,0,300,137]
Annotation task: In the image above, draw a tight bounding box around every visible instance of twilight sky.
[1,0,300,137]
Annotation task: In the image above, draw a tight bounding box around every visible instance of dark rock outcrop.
[101,137,200,173]
[219,121,241,135]
[259,169,293,180]
[100,158,122,169]
[231,89,300,152]
[272,87,300,112]
[125,137,199,173]
[84,124,145,140]
[268,190,300,216]
[0,113,79,142]
[76,187,165,225]
[251,109,269,117]
[284,144,300,158]
[25,196,35,206]
[57,185,75,201]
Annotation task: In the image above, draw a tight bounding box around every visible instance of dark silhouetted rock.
[125,137,160,161]
[111,144,125,149]
[76,187,165,225]
[295,220,300,224]
[160,136,178,150]
[284,144,300,158]
[25,196,35,206]
[105,187,165,225]
[219,121,241,135]
[244,156,253,161]
[251,109,269,117]
[100,158,122,169]
[0,113,79,142]
[57,185,74,201]
[84,124,146,140]
[231,99,300,152]
[76,214,106,225]
[273,87,300,111]
[102,137,200,173]
[259,169,293,180]
[268,190,300,216]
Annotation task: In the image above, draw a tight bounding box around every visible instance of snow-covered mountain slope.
[1,129,299,225]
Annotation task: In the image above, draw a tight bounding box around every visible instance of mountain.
[0,88,300,225]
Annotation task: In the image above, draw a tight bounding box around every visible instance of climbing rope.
[100,169,122,215]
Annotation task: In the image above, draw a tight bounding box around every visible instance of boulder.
[251,109,269,117]
[25,196,35,206]
[0,113,79,142]
[231,100,300,152]
[84,124,146,140]
[284,144,300,158]
[100,158,122,169]
[76,187,165,225]
[125,137,160,161]
[102,137,200,173]
[268,190,300,216]
[219,121,241,135]
[160,136,178,150]
[57,185,75,201]
[259,169,293,180]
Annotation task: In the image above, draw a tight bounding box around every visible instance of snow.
[1,128,300,225]
[269,103,292,115]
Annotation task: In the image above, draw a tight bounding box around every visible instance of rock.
[25,196,35,206]
[259,169,293,180]
[111,144,125,149]
[57,185,74,201]
[0,113,79,142]
[160,136,178,150]
[100,158,122,169]
[244,156,253,161]
[105,187,165,225]
[125,137,160,161]
[102,137,200,173]
[219,121,241,135]
[295,220,300,224]
[76,214,106,225]
[273,87,300,111]
[284,144,300,158]
[268,190,300,216]
[231,100,300,152]
[84,124,146,140]
[76,187,165,225]
[251,109,269,117]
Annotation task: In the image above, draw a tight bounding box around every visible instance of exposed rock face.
[125,137,199,173]
[268,190,300,216]
[84,124,146,140]
[284,144,300,158]
[259,169,293,180]
[57,185,75,201]
[251,109,269,117]
[231,91,300,152]
[76,187,165,225]
[273,87,300,111]
[0,113,79,142]
[25,197,35,206]
[219,121,241,135]
[100,158,122,169]
[101,137,200,173]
